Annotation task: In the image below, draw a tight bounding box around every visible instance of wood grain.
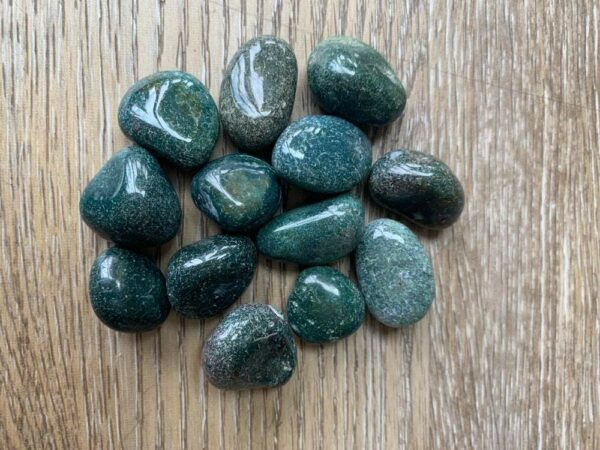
[1,0,599,448]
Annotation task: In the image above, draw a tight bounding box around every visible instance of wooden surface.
[1,0,599,448]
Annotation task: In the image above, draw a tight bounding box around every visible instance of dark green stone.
[355,219,435,327]
[220,36,297,153]
[191,154,281,233]
[287,266,365,343]
[79,145,181,248]
[166,235,256,319]
[118,71,219,170]
[256,193,364,265]
[272,115,372,194]
[308,36,406,126]
[369,149,465,229]
[203,304,297,390]
[89,247,170,332]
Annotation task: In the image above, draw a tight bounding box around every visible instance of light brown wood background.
[1,0,599,448]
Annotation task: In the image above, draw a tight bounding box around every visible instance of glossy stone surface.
[203,304,297,390]
[220,36,297,153]
[287,266,365,343]
[191,154,281,233]
[369,149,465,229]
[166,235,256,319]
[272,115,372,193]
[118,71,219,170]
[356,219,435,327]
[80,146,181,248]
[256,193,364,265]
[89,247,170,332]
[308,36,406,127]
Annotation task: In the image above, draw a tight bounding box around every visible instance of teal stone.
[118,71,219,170]
[166,235,256,319]
[287,267,365,343]
[355,219,435,327]
[308,36,406,126]
[220,36,297,153]
[80,145,181,248]
[369,149,465,229]
[191,154,281,233]
[272,115,372,194]
[203,303,297,389]
[89,247,170,332]
[256,193,364,265]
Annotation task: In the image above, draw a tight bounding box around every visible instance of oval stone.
[220,36,297,153]
[308,36,406,126]
[118,71,219,170]
[355,219,435,327]
[272,115,372,193]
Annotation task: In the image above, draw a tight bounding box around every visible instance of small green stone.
[89,247,170,332]
[118,71,219,170]
[79,145,181,248]
[272,115,372,194]
[287,267,365,343]
[203,304,297,390]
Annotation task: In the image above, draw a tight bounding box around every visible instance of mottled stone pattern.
[79,145,181,248]
[369,149,465,229]
[118,71,219,170]
[166,235,256,319]
[220,36,297,153]
[308,36,406,127]
[287,267,365,343]
[356,219,435,327]
[89,247,170,332]
[272,115,372,193]
[203,304,297,390]
[191,154,281,233]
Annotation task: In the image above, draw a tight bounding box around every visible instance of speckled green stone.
[80,145,181,248]
[256,193,364,265]
[191,154,281,233]
[272,115,372,193]
[287,267,365,343]
[369,149,465,229]
[220,36,297,153]
[356,219,435,327]
[118,71,219,170]
[89,247,170,332]
[308,36,406,126]
[166,235,256,319]
[203,304,297,390]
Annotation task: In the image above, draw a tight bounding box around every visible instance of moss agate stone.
[89,247,170,332]
[356,219,435,327]
[308,36,406,126]
[287,267,365,343]
[203,304,297,389]
[272,115,372,193]
[80,146,181,248]
[118,71,219,170]
[220,36,297,153]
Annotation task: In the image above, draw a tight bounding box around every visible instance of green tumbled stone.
[118,71,219,170]
[369,149,465,229]
[166,235,256,319]
[80,145,181,248]
[287,266,365,343]
[89,247,170,332]
[356,219,435,327]
[256,193,364,265]
[308,36,406,126]
[272,115,372,194]
[191,154,281,233]
[220,36,297,153]
[203,303,297,390]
